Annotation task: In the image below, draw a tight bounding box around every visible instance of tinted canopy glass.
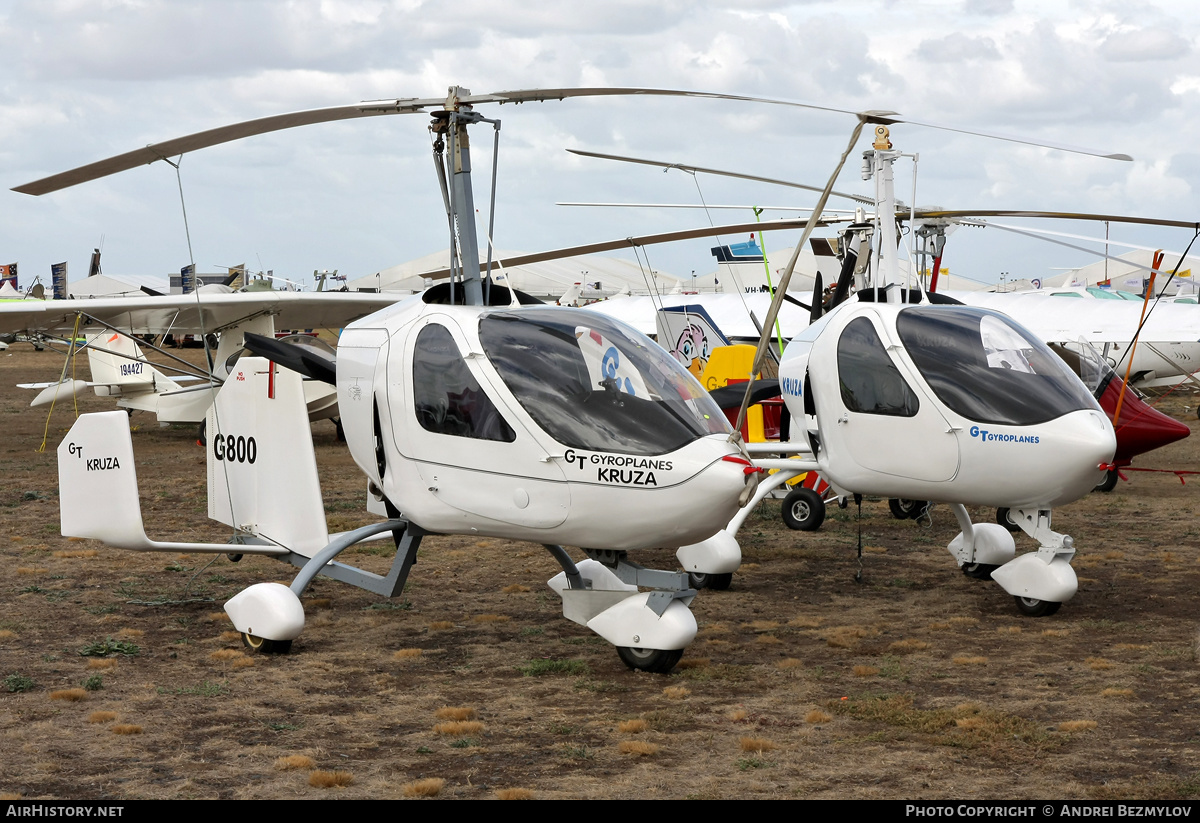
[837,316,919,417]
[896,307,1098,426]
[413,324,515,442]
[480,309,729,455]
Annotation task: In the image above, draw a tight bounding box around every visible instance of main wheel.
[961,563,999,580]
[782,488,825,531]
[616,646,684,674]
[1013,596,1061,617]
[687,571,733,591]
[241,633,293,654]
[889,498,929,520]
[995,507,1020,533]
[1094,468,1119,493]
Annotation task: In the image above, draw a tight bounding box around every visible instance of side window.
[837,317,919,417]
[413,324,515,442]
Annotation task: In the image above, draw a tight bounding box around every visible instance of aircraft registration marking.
[212,434,258,464]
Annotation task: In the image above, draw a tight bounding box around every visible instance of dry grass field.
[2,343,1200,800]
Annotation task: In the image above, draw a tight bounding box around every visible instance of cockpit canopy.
[896,307,1100,426]
[479,309,729,455]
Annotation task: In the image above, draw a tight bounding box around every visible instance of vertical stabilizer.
[59,411,152,547]
[207,356,329,557]
[85,332,165,396]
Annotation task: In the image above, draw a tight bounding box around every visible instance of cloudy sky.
[1,0,1197,289]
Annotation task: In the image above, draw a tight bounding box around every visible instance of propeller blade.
[809,272,824,324]
[242,332,337,385]
[781,292,812,312]
[708,378,780,411]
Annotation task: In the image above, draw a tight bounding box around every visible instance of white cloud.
[0,0,1198,286]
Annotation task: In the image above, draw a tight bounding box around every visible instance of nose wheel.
[617,646,684,674]
[241,633,293,654]
[687,571,733,591]
[1094,468,1119,493]
[961,562,999,581]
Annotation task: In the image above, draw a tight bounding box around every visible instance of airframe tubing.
[728,466,806,535]
[288,519,410,596]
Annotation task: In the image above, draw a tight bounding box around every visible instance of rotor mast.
[430,86,492,307]
[863,125,903,298]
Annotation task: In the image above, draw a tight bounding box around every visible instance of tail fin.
[59,411,155,547]
[207,356,329,557]
[656,304,732,380]
[559,282,583,306]
[84,332,167,396]
[58,410,287,554]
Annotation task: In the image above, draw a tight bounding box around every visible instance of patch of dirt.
[2,344,1200,799]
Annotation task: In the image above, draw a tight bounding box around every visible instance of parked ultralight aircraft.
[19,87,1128,669]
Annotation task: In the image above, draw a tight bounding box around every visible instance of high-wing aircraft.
[26,87,1135,670]
[0,287,402,433]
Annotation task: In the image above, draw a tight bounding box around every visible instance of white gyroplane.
[33,88,1122,669]
[39,87,783,673]
[677,124,1120,617]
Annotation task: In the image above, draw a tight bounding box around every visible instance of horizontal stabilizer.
[24,379,90,407]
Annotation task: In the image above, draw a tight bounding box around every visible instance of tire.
[782,488,825,531]
[961,563,999,580]
[1013,596,1061,617]
[616,646,684,674]
[196,419,207,447]
[241,633,293,654]
[889,498,929,520]
[996,507,1020,533]
[688,571,733,591]
[1094,468,1119,493]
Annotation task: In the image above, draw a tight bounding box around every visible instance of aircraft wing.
[0,291,404,337]
[944,291,1200,345]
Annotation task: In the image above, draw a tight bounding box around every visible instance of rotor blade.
[985,223,1193,255]
[12,102,436,196]
[568,148,875,206]
[978,223,1178,277]
[891,118,1132,161]
[15,86,1132,196]
[417,217,833,280]
[909,209,1198,230]
[16,87,869,196]
[557,202,857,213]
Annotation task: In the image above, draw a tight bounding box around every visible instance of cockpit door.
[830,314,960,482]
[390,314,570,529]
